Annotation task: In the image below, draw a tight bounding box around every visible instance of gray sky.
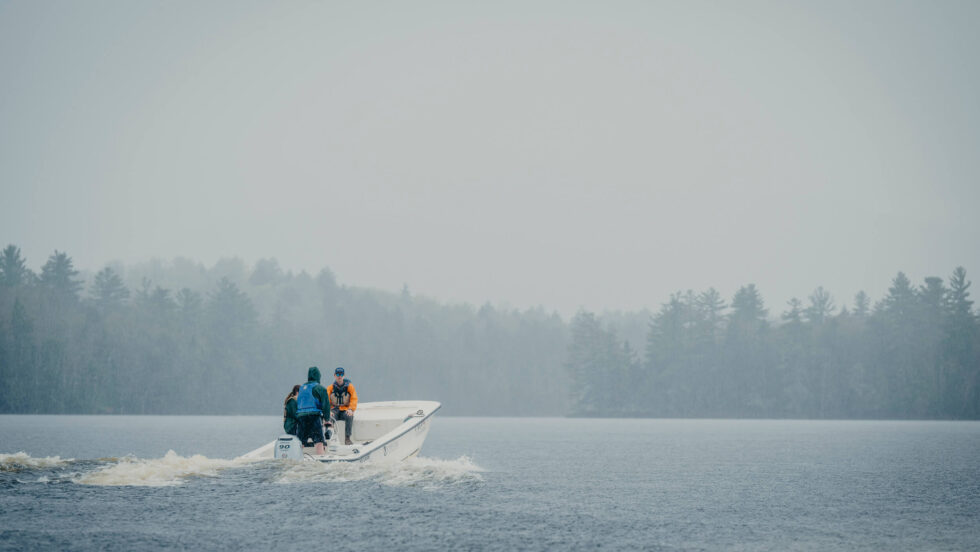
[2,0,978,316]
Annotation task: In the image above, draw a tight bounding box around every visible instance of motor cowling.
[274,434,304,460]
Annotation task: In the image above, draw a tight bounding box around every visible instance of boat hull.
[242,400,440,463]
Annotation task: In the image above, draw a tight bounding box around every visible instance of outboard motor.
[274,434,304,460]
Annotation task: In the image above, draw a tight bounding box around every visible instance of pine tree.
[208,278,256,329]
[567,311,605,413]
[8,298,36,411]
[730,284,768,324]
[39,251,83,301]
[647,293,690,368]
[879,272,916,317]
[873,272,920,416]
[944,267,977,416]
[0,245,32,287]
[176,288,203,320]
[92,267,130,309]
[726,284,771,416]
[782,298,803,325]
[567,311,631,415]
[804,287,835,325]
[695,288,726,341]
[853,291,870,318]
[777,297,809,416]
[203,278,259,411]
[249,258,283,286]
[946,267,974,321]
[916,276,948,415]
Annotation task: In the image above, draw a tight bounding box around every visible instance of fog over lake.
[3,2,980,551]
[2,0,978,316]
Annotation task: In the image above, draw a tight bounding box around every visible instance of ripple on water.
[274,455,485,488]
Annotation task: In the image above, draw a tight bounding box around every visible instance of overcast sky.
[1,0,978,316]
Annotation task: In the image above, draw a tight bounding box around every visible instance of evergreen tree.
[873,272,921,416]
[567,311,604,411]
[943,267,977,416]
[0,245,32,287]
[176,288,203,320]
[141,286,177,315]
[782,298,803,325]
[208,278,256,330]
[249,258,283,286]
[853,291,870,318]
[204,278,259,410]
[777,297,809,416]
[695,288,726,341]
[947,267,975,321]
[726,284,771,416]
[730,284,768,324]
[645,294,691,416]
[92,267,130,309]
[39,251,83,301]
[879,272,916,316]
[0,313,6,410]
[917,276,948,415]
[692,289,726,414]
[567,311,628,415]
[804,287,835,324]
[646,294,690,369]
[8,298,36,411]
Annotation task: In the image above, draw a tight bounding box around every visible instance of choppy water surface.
[1,416,979,551]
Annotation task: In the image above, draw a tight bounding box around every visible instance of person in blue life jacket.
[295,366,330,455]
[327,367,358,445]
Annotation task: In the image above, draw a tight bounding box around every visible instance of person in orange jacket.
[327,366,358,445]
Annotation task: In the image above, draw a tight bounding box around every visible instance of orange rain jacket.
[327,381,358,412]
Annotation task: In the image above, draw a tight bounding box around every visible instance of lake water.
[1,416,979,551]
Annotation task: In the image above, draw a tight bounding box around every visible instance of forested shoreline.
[0,246,568,416]
[0,244,977,418]
[568,275,979,419]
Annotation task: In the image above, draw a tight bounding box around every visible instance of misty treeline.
[0,244,977,419]
[568,273,979,419]
[0,246,567,416]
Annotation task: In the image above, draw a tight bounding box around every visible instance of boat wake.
[0,451,73,471]
[0,451,483,489]
[74,450,252,487]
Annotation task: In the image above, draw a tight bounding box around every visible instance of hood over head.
[307,366,321,383]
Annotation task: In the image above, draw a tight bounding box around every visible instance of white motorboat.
[242,400,441,463]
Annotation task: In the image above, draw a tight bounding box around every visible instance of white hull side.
[241,401,440,463]
[355,411,434,464]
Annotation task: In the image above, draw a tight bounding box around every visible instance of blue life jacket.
[296,381,322,416]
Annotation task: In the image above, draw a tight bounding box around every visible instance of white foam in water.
[3,449,482,488]
[75,450,247,487]
[275,455,484,488]
[0,452,73,471]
